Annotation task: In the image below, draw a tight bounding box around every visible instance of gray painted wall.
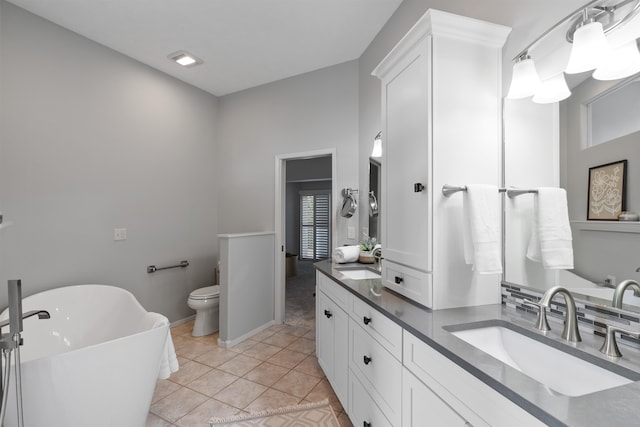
[0,3,219,321]
[216,60,359,246]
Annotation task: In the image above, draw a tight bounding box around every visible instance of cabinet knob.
[414,183,425,192]
[363,422,371,427]
[324,309,332,319]
[363,355,372,365]
[394,276,403,284]
[363,316,372,325]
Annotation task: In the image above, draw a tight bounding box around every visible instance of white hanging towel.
[463,184,502,275]
[526,187,574,269]
[155,317,180,379]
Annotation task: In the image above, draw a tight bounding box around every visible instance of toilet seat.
[189,285,219,300]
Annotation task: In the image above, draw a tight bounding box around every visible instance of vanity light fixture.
[533,73,571,103]
[565,10,611,74]
[593,39,640,80]
[506,54,542,99]
[168,50,203,67]
[371,131,382,157]
[506,0,640,104]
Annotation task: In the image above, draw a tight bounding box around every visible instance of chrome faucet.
[600,324,640,358]
[535,286,581,342]
[372,247,382,272]
[612,279,640,308]
[0,310,50,330]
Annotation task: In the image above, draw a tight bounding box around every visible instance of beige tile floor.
[146,320,353,426]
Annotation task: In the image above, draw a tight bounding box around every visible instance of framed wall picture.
[587,159,627,220]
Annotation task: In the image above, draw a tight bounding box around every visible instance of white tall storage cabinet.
[372,10,510,309]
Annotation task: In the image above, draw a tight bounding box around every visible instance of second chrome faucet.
[535,286,582,342]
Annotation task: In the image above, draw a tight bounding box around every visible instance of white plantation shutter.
[300,191,331,260]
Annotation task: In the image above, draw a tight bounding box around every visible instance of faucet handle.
[534,304,551,332]
[600,324,640,358]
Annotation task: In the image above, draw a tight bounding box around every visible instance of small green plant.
[359,236,377,252]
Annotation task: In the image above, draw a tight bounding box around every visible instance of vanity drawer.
[349,369,393,427]
[317,271,350,311]
[349,295,402,360]
[382,260,432,308]
[350,318,402,425]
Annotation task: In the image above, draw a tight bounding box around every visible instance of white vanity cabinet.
[315,272,349,408]
[372,10,510,309]
[316,269,547,427]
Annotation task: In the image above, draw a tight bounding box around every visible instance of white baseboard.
[170,315,196,328]
[217,319,281,348]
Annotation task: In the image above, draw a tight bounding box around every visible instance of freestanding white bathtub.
[0,284,171,427]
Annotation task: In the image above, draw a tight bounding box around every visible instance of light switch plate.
[348,226,355,239]
[114,228,127,241]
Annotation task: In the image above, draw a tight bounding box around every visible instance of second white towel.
[463,185,502,275]
[527,187,574,269]
[333,245,360,263]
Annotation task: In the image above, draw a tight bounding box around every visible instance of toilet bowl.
[187,285,220,337]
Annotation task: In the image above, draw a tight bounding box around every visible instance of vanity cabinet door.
[379,35,432,274]
[316,285,349,408]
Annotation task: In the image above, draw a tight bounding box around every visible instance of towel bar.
[506,188,538,198]
[147,260,189,274]
[441,184,508,197]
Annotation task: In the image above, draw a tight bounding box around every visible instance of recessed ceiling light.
[168,51,203,67]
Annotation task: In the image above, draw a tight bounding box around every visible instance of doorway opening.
[275,150,336,328]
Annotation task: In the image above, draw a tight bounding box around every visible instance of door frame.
[274,148,337,324]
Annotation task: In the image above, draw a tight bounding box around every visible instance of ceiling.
[6,0,403,96]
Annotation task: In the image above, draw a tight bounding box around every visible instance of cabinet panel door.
[403,368,469,427]
[317,288,349,407]
[382,35,432,272]
[332,301,349,407]
[316,290,334,379]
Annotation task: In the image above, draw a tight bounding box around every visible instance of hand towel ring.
[369,191,378,217]
[341,188,358,218]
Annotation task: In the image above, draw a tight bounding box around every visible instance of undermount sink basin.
[338,269,381,280]
[446,321,638,397]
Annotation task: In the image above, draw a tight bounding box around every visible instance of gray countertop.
[314,259,640,427]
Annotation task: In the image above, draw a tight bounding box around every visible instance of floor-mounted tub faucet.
[535,286,582,342]
[611,279,640,309]
[0,310,50,330]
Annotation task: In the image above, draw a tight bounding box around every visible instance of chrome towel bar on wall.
[147,260,189,274]
[506,188,538,198]
[441,184,538,198]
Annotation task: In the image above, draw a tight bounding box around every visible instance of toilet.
[187,285,220,337]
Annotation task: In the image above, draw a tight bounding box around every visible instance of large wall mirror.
[504,71,640,313]
[368,158,381,241]
[503,0,640,312]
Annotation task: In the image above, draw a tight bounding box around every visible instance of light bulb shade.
[533,73,571,104]
[593,40,640,80]
[371,135,382,157]
[565,21,611,74]
[507,57,542,99]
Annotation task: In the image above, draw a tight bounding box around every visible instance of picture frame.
[587,159,627,220]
